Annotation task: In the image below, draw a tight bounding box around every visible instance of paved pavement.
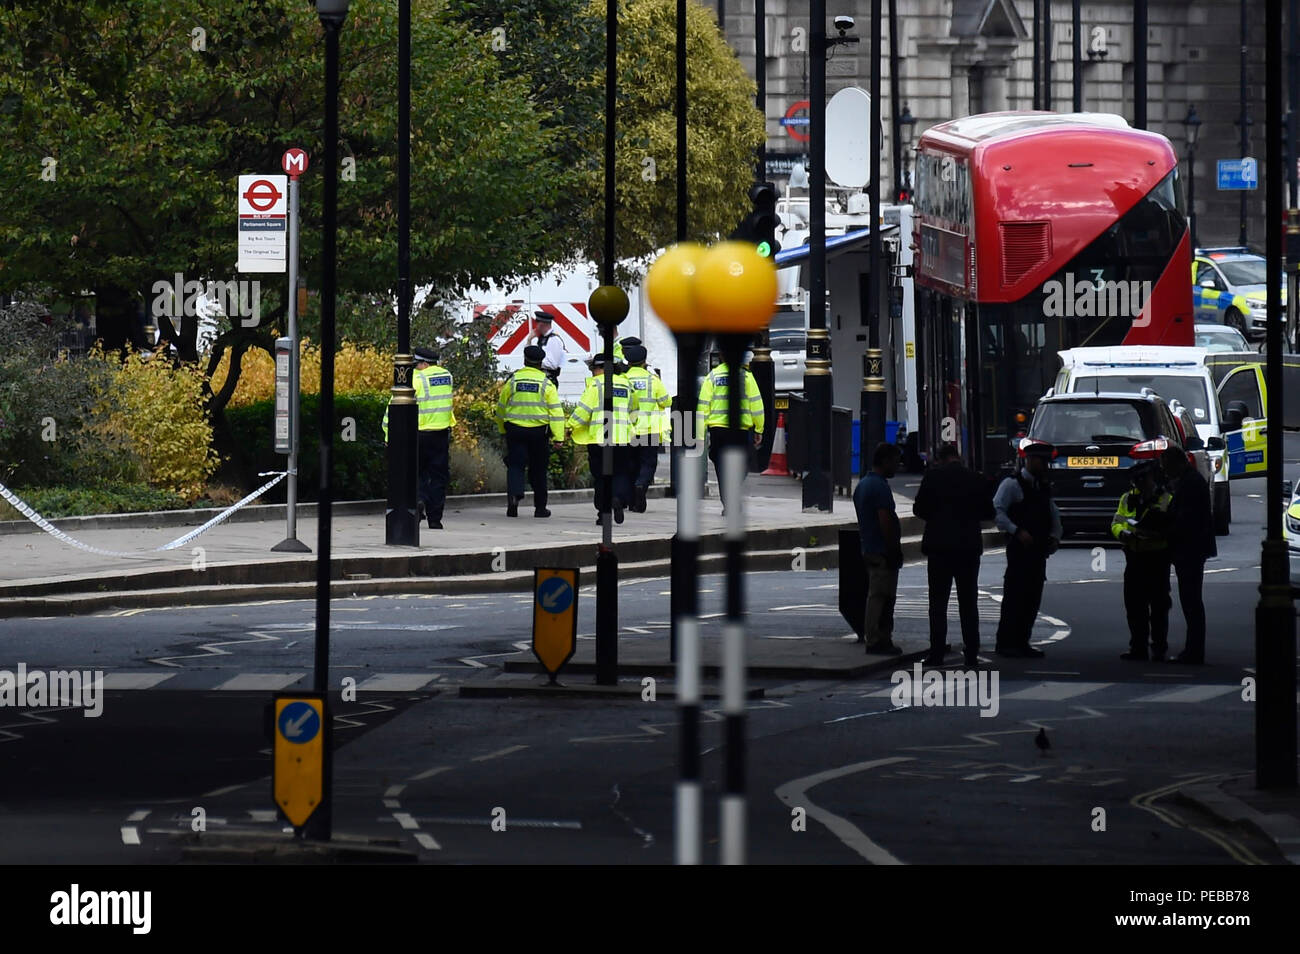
[0,473,927,615]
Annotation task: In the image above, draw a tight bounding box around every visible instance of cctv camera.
[834,15,854,33]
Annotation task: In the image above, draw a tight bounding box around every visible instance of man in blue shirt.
[853,442,904,655]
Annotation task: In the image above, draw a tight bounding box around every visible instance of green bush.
[225,392,390,501]
[0,483,189,519]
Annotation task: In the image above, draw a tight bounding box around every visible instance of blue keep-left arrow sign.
[278,701,321,744]
[536,576,574,615]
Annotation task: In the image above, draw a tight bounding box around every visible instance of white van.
[1051,346,1232,534]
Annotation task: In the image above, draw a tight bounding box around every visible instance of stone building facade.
[719,0,1274,248]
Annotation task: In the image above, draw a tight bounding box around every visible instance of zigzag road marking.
[899,705,1108,753]
[458,640,530,668]
[0,707,78,743]
[149,629,281,668]
[333,699,396,732]
[568,700,789,744]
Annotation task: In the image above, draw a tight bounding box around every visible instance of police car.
[1192,247,1286,339]
[1283,478,1300,555]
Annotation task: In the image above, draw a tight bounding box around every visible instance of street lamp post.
[385,0,418,547]
[593,0,623,687]
[1256,0,1297,792]
[804,0,830,513]
[865,0,886,460]
[310,0,349,843]
[804,6,858,513]
[898,103,915,201]
[1184,105,1202,251]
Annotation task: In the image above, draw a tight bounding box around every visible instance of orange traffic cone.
[762,412,789,476]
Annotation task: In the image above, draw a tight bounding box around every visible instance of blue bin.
[851,420,860,476]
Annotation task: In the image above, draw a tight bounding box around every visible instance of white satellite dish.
[825,87,876,188]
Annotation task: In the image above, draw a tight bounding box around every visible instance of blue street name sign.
[1217,158,1258,191]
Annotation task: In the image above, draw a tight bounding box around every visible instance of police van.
[1050,346,1233,534]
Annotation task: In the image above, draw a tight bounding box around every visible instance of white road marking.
[392,812,419,830]
[120,827,141,845]
[383,799,400,809]
[414,832,442,850]
[99,673,177,690]
[214,673,305,691]
[248,810,278,822]
[1001,682,1111,701]
[472,744,528,762]
[203,783,249,798]
[1025,671,1081,676]
[357,674,437,692]
[126,810,150,822]
[775,757,914,865]
[409,765,452,781]
[384,784,406,798]
[1131,685,1242,703]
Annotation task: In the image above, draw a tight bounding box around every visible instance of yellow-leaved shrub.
[94,352,220,501]
[210,340,393,407]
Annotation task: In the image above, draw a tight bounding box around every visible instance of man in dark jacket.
[914,444,995,667]
[1161,446,1216,664]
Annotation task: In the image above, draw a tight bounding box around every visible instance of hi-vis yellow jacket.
[625,365,671,440]
[382,365,455,441]
[1111,487,1173,552]
[696,363,764,438]
[569,372,632,445]
[496,366,564,442]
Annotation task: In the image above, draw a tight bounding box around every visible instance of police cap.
[413,346,439,363]
[523,344,546,363]
[624,344,648,364]
[1129,459,1159,483]
[1021,441,1055,459]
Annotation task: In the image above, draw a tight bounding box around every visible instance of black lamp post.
[1184,104,1202,251]
[310,0,349,843]
[898,104,916,202]
[385,0,418,547]
[1256,0,1296,792]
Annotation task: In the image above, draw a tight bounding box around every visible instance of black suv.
[1025,392,1192,536]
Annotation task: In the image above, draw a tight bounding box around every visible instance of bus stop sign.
[533,568,578,681]
[273,693,327,828]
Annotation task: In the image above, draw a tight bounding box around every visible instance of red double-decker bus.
[911,111,1194,475]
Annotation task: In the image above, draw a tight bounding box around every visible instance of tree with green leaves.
[0,0,562,414]
[444,0,765,280]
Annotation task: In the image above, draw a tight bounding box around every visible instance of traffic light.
[730,181,781,258]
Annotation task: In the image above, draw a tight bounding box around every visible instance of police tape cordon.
[0,471,289,559]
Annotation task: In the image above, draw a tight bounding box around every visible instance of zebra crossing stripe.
[99,673,177,690]
[214,673,305,691]
[357,674,437,692]
[1001,682,1111,701]
[1130,685,1242,703]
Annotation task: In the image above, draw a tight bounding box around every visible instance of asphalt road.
[0,454,1296,865]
